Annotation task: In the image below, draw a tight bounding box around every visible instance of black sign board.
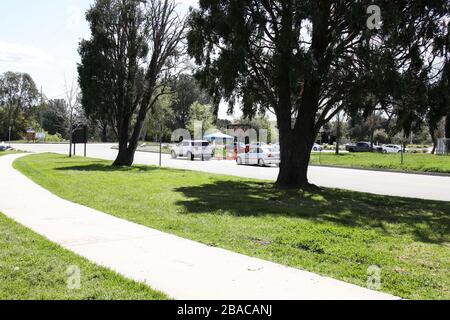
[72,126,88,144]
[70,126,88,157]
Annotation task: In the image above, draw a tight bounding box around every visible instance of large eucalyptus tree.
[188,0,449,187]
[78,0,186,166]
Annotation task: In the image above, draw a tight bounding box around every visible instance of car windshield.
[192,142,209,147]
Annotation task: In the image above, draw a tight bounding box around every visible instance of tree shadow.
[175,180,450,244]
[55,162,159,173]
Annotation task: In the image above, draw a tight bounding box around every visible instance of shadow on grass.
[175,180,450,244]
[55,162,158,173]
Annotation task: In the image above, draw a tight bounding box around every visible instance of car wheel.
[187,152,194,161]
[383,150,387,154]
[237,157,242,165]
[258,159,265,167]
[171,151,177,159]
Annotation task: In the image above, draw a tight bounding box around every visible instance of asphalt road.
[11,143,450,202]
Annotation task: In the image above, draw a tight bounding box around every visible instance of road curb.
[309,164,450,177]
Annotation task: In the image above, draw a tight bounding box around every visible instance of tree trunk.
[275,88,317,188]
[112,110,147,167]
[112,117,133,166]
[101,123,108,143]
[273,0,327,189]
[113,146,135,167]
[276,129,315,188]
[113,130,134,166]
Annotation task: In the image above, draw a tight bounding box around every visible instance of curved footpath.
[0,154,398,300]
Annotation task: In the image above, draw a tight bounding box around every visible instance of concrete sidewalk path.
[0,154,399,300]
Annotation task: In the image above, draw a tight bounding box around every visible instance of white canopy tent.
[203,132,234,142]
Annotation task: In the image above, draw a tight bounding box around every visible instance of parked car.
[0,142,10,152]
[345,142,373,152]
[312,143,323,152]
[271,143,280,151]
[233,142,247,154]
[236,146,281,167]
[382,144,402,153]
[171,140,213,161]
[373,146,384,153]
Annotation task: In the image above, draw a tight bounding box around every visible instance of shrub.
[42,132,65,143]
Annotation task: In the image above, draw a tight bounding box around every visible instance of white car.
[382,144,402,153]
[271,143,280,151]
[171,140,213,161]
[236,146,281,167]
[312,143,323,152]
[0,142,10,151]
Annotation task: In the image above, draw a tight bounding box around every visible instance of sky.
[0,0,239,119]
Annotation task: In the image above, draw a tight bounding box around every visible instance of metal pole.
[8,126,11,147]
[336,112,340,155]
[401,143,404,166]
[69,131,73,157]
[201,122,204,162]
[69,108,73,157]
[159,123,162,167]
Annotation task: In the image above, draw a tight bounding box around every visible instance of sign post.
[71,126,88,157]
[159,123,163,167]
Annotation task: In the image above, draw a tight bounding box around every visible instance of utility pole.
[159,122,163,167]
[201,121,204,161]
[8,126,11,147]
[69,109,73,157]
[40,86,44,138]
[335,111,341,155]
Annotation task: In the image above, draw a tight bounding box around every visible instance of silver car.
[171,140,213,161]
[236,146,281,167]
[382,144,402,153]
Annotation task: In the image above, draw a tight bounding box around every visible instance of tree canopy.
[78,0,186,166]
[0,72,39,140]
[188,0,450,187]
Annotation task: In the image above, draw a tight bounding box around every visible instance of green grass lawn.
[310,152,450,174]
[14,153,450,300]
[0,213,168,300]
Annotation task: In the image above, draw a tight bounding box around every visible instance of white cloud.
[0,41,52,67]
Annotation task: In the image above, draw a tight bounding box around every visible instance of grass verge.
[0,213,168,300]
[310,152,450,174]
[14,153,450,299]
